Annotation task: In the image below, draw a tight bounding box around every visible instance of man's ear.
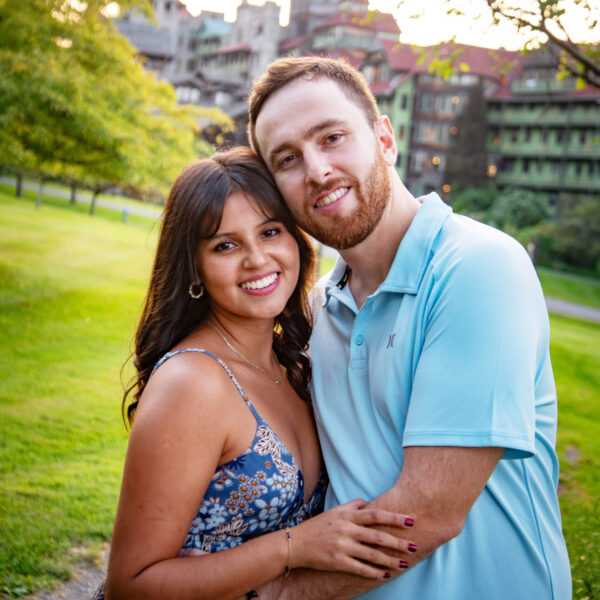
[374,115,397,166]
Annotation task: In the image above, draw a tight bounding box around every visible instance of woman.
[102,147,415,600]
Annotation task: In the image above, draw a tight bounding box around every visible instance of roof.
[488,48,600,100]
[115,20,174,58]
[306,48,364,69]
[215,42,251,54]
[279,35,308,52]
[315,9,400,35]
[195,17,232,39]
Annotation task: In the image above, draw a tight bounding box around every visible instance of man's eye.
[326,133,342,143]
[279,155,295,168]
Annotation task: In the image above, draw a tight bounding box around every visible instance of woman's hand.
[290,499,415,579]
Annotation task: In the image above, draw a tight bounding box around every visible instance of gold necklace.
[207,321,285,384]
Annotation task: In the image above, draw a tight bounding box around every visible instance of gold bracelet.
[284,527,292,578]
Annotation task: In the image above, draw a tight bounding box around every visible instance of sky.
[181,0,600,50]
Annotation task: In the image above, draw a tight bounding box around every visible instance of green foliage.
[0,0,233,197]
[398,0,600,89]
[536,199,600,273]
[451,183,499,216]
[486,187,554,229]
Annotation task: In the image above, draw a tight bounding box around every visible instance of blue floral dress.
[91,349,327,599]
[154,349,328,556]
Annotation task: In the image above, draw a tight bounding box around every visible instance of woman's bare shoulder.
[134,349,239,432]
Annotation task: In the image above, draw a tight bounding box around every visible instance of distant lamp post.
[487,164,498,177]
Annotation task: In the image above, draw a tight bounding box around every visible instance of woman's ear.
[374,115,398,166]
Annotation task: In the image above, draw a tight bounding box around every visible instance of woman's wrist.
[284,527,292,577]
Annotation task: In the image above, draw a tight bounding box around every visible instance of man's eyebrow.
[267,119,346,164]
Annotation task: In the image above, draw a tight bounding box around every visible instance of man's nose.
[304,148,332,186]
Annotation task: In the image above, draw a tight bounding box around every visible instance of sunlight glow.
[181,0,600,49]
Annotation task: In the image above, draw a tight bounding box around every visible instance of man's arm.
[256,445,503,600]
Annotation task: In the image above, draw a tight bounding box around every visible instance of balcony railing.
[496,172,600,190]
[511,78,577,94]
[487,108,599,126]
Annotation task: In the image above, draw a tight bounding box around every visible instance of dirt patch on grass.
[27,546,108,600]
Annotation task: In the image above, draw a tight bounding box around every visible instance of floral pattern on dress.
[181,416,327,554]
[153,349,327,556]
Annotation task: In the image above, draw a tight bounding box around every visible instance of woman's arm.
[106,354,415,600]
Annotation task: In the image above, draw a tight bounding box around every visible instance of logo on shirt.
[387,333,396,349]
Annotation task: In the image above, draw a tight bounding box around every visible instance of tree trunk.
[16,173,23,198]
[35,180,44,209]
[89,189,99,215]
[70,184,77,205]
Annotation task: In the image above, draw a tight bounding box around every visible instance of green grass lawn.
[1,191,599,598]
[0,192,157,597]
[538,267,600,310]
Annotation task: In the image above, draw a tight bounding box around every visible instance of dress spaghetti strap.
[151,348,261,422]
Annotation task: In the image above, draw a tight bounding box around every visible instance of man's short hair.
[247,56,380,159]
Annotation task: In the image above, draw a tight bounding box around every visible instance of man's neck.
[340,181,421,309]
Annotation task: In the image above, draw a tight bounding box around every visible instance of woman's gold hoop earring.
[188,281,204,299]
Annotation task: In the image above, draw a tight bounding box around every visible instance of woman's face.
[196,190,301,324]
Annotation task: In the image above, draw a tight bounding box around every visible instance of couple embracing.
[100,57,571,600]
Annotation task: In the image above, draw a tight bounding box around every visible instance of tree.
[0,0,233,200]
[487,187,554,229]
[445,80,490,191]
[484,0,600,88]
[396,0,600,89]
[540,199,600,271]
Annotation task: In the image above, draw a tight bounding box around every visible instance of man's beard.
[295,152,391,250]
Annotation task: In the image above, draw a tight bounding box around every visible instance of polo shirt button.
[355,334,364,346]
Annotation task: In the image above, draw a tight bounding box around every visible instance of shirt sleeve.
[403,231,548,459]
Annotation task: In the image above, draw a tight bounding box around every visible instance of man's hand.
[251,445,503,600]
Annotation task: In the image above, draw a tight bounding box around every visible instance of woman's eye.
[326,133,342,144]
[262,227,281,238]
[214,241,235,252]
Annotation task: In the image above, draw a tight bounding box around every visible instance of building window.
[417,93,433,112]
[511,130,518,143]
[525,128,531,142]
[396,154,402,167]
[398,125,405,140]
[401,94,407,110]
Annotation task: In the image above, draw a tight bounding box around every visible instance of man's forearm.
[255,568,394,600]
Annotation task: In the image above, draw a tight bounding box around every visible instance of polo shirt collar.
[323,192,452,303]
[380,192,451,294]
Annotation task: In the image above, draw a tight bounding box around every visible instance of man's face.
[254,77,392,250]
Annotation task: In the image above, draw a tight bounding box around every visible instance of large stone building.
[117,1,599,200]
[487,47,600,201]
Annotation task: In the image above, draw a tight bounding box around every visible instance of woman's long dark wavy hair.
[123,146,315,426]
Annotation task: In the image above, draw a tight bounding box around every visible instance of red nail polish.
[408,543,417,552]
[399,560,409,569]
[404,518,414,527]
[383,572,391,579]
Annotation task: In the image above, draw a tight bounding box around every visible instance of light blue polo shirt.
[309,193,571,599]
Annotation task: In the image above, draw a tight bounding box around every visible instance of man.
[247,56,571,599]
